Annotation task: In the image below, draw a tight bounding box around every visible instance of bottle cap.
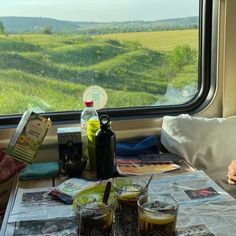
[82,85,107,110]
[100,115,110,127]
[84,101,93,107]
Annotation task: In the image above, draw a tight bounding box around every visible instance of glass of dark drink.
[77,201,114,236]
[138,194,178,236]
[113,177,148,234]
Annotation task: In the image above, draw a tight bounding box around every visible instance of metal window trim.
[0,0,217,127]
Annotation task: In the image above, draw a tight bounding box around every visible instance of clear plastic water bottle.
[80,101,99,163]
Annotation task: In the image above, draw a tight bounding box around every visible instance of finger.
[229,175,236,182]
[228,178,236,185]
[227,169,236,177]
[228,174,236,184]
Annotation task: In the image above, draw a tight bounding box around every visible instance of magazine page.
[116,153,182,175]
[117,162,180,175]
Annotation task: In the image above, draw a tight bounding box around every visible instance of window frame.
[0,0,217,126]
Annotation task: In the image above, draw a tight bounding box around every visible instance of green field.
[0,29,198,115]
[94,29,198,52]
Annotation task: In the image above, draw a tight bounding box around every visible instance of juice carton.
[7,111,51,163]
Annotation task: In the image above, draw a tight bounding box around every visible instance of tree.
[0,21,5,34]
[170,45,196,71]
[42,26,52,34]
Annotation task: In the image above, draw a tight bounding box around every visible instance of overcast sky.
[0,0,199,22]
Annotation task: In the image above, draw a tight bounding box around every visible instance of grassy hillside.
[94,29,198,52]
[0,30,198,115]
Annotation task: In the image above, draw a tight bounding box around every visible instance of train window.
[0,0,216,124]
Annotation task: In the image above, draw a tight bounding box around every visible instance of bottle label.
[82,85,107,110]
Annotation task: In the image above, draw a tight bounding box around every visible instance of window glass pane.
[0,0,199,115]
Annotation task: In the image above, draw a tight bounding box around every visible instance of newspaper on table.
[6,187,77,236]
[8,187,75,223]
[148,170,236,236]
[6,170,236,236]
[8,178,94,223]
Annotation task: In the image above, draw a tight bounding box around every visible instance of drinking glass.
[113,176,148,234]
[138,194,178,236]
[76,200,114,236]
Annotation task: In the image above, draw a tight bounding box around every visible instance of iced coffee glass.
[138,194,178,236]
[76,200,114,236]
[113,177,148,233]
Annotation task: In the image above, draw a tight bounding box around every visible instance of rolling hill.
[0,28,198,114]
[0,16,198,34]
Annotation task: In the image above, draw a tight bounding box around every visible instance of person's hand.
[227,160,236,184]
[0,148,26,184]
